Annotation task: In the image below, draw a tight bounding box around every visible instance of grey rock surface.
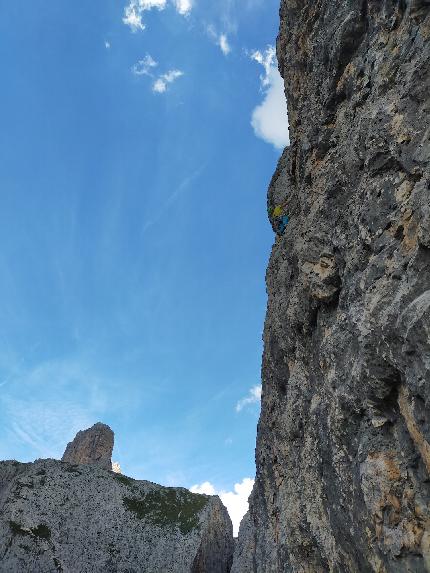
[238,1,430,572]
[62,423,114,471]
[0,459,233,572]
[231,512,255,573]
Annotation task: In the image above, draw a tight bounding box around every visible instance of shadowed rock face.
[62,422,114,470]
[234,1,430,572]
[231,512,255,572]
[0,459,234,572]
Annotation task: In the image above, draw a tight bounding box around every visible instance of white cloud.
[123,2,146,32]
[219,34,231,55]
[173,0,192,15]
[191,481,216,495]
[132,54,158,76]
[153,79,168,93]
[105,41,111,49]
[250,46,290,149]
[162,69,184,83]
[251,46,275,86]
[131,56,183,94]
[140,0,167,6]
[191,478,254,536]
[152,69,184,93]
[123,0,190,32]
[207,25,231,56]
[236,384,262,412]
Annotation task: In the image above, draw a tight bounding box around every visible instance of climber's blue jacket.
[277,215,289,234]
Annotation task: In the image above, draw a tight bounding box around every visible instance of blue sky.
[0,0,288,533]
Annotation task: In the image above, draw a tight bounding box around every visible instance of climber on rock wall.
[272,204,289,235]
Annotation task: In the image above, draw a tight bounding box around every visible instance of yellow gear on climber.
[272,205,283,218]
[272,204,290,235]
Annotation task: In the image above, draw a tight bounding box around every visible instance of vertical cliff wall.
[234,1,430,571]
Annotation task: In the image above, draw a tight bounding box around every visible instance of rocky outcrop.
[238,1,430,572]
[231,512,255,573]
[0,458,233,572]
[112,461,122,474]
[62,423,114,471]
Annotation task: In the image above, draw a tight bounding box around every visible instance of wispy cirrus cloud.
[0,358,115,461]
[123,0,192,32]
[250,46,290,149]
[3,396,94,459]
[141,164,206,233]
[218,34,231,55]
[236,384,261,412]
[206,25,231,56]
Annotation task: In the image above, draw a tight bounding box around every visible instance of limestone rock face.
[231,512,255,573]
[239,1,430,572]
[0,459,233,572]
[112,461,122,474]
[62,422,114,471]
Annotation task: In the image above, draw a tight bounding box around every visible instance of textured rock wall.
[0,459,233,572]
[235,1,430,571]
[62,422,114,471]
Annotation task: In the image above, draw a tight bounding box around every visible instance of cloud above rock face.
[191,477,254,536]
[250,46,290,149]
[236,384,261,412]
[123,0,191,32]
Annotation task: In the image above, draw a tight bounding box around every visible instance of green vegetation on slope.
[9,521,51,540]
[123,488,209,534]
[114,474,135,487]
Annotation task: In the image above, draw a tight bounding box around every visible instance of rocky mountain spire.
[62,422,114,471]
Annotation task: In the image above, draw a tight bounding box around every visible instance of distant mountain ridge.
[0,424,233,572]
